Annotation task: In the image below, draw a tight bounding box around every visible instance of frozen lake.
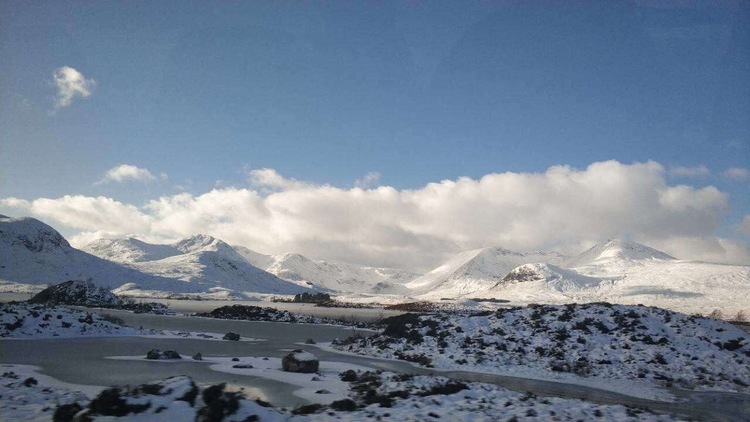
[0,309,416,408]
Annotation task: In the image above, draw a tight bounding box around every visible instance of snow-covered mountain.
[248,252,420,294]
[84,235,419,295]
[0,216,309,298]
[475,239,750,315]
[127,234,308,295]
[564,238,674,268]
[0,216,193,295]
[405,247,568,298]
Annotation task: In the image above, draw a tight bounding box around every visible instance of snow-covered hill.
[85,235,419,295]
[28,280,122,306]
[476,239,750,315]
[405,247,568,298]
[336,303,750,394]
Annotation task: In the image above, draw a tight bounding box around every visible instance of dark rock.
[282,349,319,373]
[196,383,241,422]
[291,403,324,415]
[53,403,83,422]
[223,332,240,341]
[305,338,316,344]
[231,364,254,369]
[330,398,358,411]
[162,350,181,359]
[340,370,358,382]
[146,349,181,360]
[192,353,203,361]
[231,357,240,362]
[314,389,331,394]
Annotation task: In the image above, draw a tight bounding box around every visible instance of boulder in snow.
[282,350,319,373]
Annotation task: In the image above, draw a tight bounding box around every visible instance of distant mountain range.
[82,234,420,295]
[2,215,748,314]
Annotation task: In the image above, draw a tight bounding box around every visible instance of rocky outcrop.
[281,350,319,373]
[222,332,240,341]
[29,280,122,307]
[145,349,181,360]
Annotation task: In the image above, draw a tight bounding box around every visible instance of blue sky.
[1,1,748,269]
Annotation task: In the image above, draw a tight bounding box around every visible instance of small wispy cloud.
[722,167,750,182]
[53,66,95,110]
[354,171,382,189]
[96,164,166,185]
[247,168,312,192]
[668,165,710,178]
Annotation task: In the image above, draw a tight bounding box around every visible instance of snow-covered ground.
[293,371,684,421]
[0,365,99,422]
[333,303,750,395]
[0,302,264,342]
[0,365,687,421]
[0,303,146,338]
[109,354,373,405]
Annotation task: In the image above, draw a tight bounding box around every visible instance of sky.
[1,1,749,272]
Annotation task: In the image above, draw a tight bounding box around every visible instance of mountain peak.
[0,216,71,252]
[173,234,223,253]
[566,238,674,268]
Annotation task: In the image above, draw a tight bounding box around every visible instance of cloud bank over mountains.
[2,160,748,271]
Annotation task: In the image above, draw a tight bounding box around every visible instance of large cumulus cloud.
[2,160,747,271]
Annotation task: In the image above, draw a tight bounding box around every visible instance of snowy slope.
[258,253,420,294]
[0,217,195,294]
[406,247,568,298]
[81,237,181,263]
[477,240,750,315]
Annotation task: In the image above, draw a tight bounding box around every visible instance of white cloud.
[354,171,382,189]
[53,66,95,109]
[97,164,165,185]
[247,168,312,192]
[1,195,152,235]
[668,165,710,178]
[723,167,750,182]
[2,160,747,271]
